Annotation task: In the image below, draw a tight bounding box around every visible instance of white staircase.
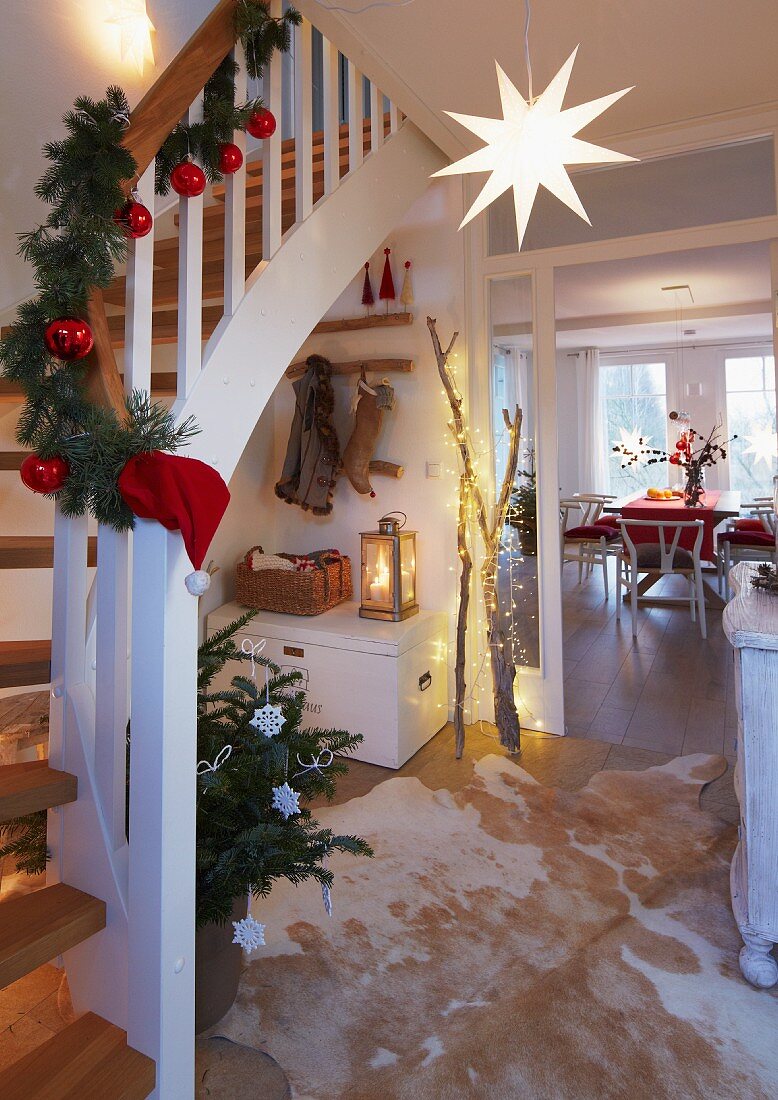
[23,2,447,1097]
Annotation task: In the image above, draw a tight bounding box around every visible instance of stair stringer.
[175,122,447,481]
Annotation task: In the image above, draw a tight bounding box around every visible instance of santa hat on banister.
[118,451,230,595]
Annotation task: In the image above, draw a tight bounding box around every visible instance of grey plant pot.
[195,895,249,1034]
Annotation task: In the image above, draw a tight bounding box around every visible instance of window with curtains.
[600,360,669,494]
[724,353,777,498]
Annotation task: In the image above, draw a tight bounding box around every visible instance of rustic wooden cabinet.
[723,562,778,988]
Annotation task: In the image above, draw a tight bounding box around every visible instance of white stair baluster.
[128,521,197,1099]
[294,18,313,223]
[390,100,400,134]
[348,60,364,172]
[225,45,247,315]
[262,0,283,258]
[370,82,384,152]
[176,94,204,404]
[322,37,340,196]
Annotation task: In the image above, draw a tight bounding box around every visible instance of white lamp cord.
[524,0,533,103]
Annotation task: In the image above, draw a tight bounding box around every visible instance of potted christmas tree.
[0,614,372,1033]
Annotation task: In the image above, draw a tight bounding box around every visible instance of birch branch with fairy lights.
[427,317,522,757]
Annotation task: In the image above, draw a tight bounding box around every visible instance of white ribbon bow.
[197,743,233,776]
[293,750,334,779]
[241,637,267,680]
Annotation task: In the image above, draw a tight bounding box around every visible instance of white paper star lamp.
[613,427,651,461]
[107,0,155,75]
[743,427,778,471]
[433,47,636,248]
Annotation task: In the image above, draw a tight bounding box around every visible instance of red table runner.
[620,490,722,561]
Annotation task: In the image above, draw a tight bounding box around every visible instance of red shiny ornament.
[246,107,276,139]
[669,453,682,465]
[20,453,70,494]
[113,198,154,239]
[675,438,687,451]
[44,317,94,361]
[170,160,206,198]
[218,142,244,174]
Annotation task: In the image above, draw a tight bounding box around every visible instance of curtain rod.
[566,339,774,357]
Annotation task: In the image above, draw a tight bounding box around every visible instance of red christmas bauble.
[113,198,154,239]
[218,142,244,174]
[44,317,94,361]
[669,453,681,466]
[170,160,206,198]
[20,453,70,494]
[246,108,276,139]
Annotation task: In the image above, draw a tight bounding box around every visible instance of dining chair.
[717,503,777,599]
[560,497,621,597]
[616,518,707,638]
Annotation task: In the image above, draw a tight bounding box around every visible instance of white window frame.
[717,344,777,494]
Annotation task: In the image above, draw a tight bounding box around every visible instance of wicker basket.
[235,546,352,616]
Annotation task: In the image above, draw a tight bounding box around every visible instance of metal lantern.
[359,512,418,621]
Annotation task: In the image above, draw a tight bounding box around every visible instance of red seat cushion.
[565,525,620,540]
[735,518,766,532]
[718,530,774,547]
[593,516,621,529]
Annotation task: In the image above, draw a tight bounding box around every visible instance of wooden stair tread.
[0,761,76,822]
[0,883,106,989]
[0,640,51,690]
[3,1011,155,1099]
[0,536,97,569]
[0,451,28,471]
[0,376,175,404]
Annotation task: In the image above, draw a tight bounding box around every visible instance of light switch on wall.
[426,462,442,479]
[686,382,702,397]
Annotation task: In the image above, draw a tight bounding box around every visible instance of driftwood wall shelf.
[312,312,413,335]
[285,358,414,380]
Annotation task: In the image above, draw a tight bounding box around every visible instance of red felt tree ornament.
[170,159,207,198]
[44,317,94,361]
[246,107,276,139]
[20,453,70,494]
[218,142,244,174]
[361,262,375,310]
[379,248,395,314]
[113,196,153,239]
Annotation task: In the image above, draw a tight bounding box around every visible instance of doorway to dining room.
[552,241,775,756]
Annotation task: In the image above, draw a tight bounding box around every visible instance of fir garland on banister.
[0,2,300,532]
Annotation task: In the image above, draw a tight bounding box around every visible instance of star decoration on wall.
[106,0,155,75]
[742,427,778,471]
[250,703,285,738]
[271,782,301,820]
[232,914,266,954]
[433,48,635,248]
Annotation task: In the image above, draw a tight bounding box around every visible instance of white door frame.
[465,110,778,737]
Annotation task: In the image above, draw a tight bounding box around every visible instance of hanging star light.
[742,426,778,471]
[106,0,155,75]
[433,1,636,248]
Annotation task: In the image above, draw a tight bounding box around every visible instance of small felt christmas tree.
[379,247,395,314]
[361,261,375,312]
[400,260,414,313]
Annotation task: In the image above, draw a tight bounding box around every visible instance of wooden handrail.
[85,0,240,414]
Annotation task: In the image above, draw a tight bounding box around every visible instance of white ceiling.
[325,0,778,148]
[491,241,773,349]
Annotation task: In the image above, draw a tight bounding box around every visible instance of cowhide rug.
[216,753,778,1099]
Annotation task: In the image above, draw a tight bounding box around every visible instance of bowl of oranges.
[646,488,683,500]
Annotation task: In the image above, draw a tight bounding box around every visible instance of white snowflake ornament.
[250,702,285,738]
[272,782,301,820]
[232,914,266,955]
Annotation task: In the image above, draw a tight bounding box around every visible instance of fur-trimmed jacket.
[275,355,341,515]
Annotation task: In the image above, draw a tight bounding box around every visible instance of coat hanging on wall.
[275,355,341,515]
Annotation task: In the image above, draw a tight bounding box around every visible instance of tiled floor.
[562,563,737,760]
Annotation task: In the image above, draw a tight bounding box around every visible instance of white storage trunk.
[206,601,448,769]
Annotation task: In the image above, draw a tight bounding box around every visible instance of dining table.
[602,489,741,610]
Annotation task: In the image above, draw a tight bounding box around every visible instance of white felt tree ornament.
[400,260,414,311]
[272,782,301,820]
[250,702,285,738]
[232,914,266,954]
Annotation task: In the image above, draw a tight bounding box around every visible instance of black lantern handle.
[379,511,407,529]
